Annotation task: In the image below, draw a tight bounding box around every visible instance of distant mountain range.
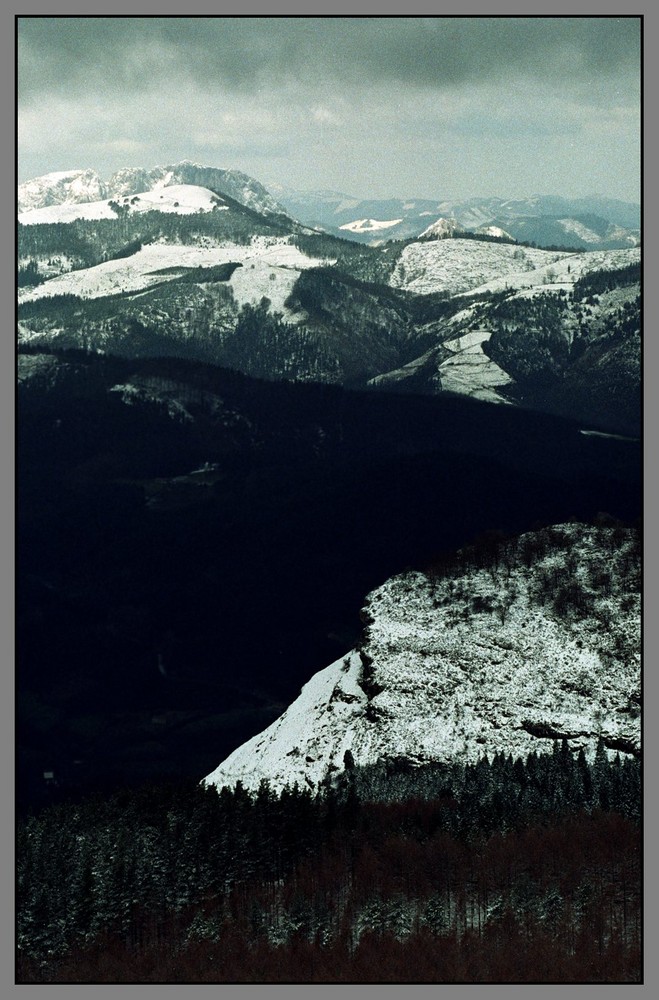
[269,187,641,251]
[19,164,640,251]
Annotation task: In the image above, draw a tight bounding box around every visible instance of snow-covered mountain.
[18,160,289,219]
[203,521,640,796]
[418,217,460,240]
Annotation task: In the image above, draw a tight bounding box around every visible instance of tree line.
[17,742,640,982]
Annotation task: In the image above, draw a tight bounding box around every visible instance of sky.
[17,16,641,203]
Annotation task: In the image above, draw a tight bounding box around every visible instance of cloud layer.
[18,17,641,202]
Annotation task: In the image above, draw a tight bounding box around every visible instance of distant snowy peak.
[419,217,461,239]
[124,161,289,217]
[476,225,514,240]
[203,522,640,796]
[340,218,404,233]
[18,169,107,214]
[18,161,290,219]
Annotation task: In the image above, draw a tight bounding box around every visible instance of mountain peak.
[19,161,289,219]
[18,168,106,213]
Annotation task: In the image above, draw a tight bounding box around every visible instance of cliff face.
[203,522,640,795]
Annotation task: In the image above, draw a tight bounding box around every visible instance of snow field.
[18,184,225,225]
[18,235,334,317]
[340,218,403,233]
[434,328,513,402]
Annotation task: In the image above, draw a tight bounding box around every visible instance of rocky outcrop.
[203,522,641,794]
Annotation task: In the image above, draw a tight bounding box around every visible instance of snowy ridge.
[389,239,640,298]
[18,235,334,319]
[203,523,640,795]
[456,246,641,299]
[339,218,403,233]
[17,169,107,214]
[204,651,368,794]
[18,184,227,225]
[390,239,566,296]
[476,225,514,240]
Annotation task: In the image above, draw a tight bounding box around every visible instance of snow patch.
[340,218,404,233]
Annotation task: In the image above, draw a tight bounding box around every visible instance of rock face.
[203,522,640,795]
[18,169,107,213]
[107,161,289,217]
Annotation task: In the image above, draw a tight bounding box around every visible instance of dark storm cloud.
[17,16,640,202]
[19,16,640,101]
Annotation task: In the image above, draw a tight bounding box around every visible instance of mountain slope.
[203,521,640,795]
[374,246,641,433]
[18,347,641,807]
[18,183,226,226]
[388,240,640,297]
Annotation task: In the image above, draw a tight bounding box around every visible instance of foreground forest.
[18,743,640,983]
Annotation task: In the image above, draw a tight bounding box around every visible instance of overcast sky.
[18,16,641,203]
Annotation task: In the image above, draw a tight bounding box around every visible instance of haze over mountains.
[270,186,641,250]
